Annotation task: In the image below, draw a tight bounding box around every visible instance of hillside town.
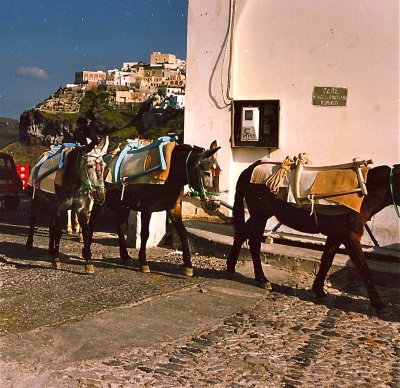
[36,51,186,114]
[1,2,399,387]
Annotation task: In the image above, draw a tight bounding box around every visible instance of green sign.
[312,86,347,107]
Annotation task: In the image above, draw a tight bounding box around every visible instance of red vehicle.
[0,152,24,210]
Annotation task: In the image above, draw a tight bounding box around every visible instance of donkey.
[92,140,221,276]
[25,136,109,273]
[227,161,400,311]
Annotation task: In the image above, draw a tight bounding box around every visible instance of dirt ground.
[0,198,227,335]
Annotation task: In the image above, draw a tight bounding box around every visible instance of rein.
[185,149,220,201]
[390,167,400,218]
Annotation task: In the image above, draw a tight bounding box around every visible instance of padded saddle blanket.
[251,158,369,213]
[28,143,78,194]
[105,136,177,186]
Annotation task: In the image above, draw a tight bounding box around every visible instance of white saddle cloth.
[250,162,338,206]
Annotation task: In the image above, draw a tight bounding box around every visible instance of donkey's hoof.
[312,286,327,299]
[52,261,62,270]
[376,306,396,320]
[85,263,95,274]
[141,265,151,273]
[121,257,134,266]
[259,281,272,290]
[184,267,194,277]
[373,301,387,313]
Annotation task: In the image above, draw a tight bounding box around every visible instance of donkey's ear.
[210,140,218,150]
[201,145,221,160]
[95,136,109,155]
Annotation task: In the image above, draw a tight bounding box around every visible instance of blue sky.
[0,0,188,119]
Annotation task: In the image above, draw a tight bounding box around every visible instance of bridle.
[78,150,106,195]
[185,148,220,202]
[390,166,400,218]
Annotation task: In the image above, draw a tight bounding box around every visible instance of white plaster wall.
[126,211,166,248]
[232,0,399,165]
[184,1,233,202]
[185,0,400,247]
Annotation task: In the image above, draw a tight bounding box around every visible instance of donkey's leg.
[344,237,385,311]
[167,206,193,277]
[312,235,341,298]
[73,209,80,234]
[75,208,83,242]
[80,197,93,243]
[88,200,100,242]
[48,214,62,269]
[116,207,132,262]
[67,208,83,239]
[78,206,94,274]
[138,211,151,273]
[53,213,63,268]
[25,199,36,250]
[226,218,251,274]
[248,215,271,289]
[67,209,73,235]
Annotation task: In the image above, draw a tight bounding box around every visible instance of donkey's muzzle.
[201,195,221,212]
[91,188,106,205]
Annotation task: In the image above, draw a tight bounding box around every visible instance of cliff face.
[19,109,76,146]
[0,117,19,149]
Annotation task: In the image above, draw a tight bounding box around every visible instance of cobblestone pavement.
[61,297,399,388]
[1,200,399,387]
[32,279,398,388]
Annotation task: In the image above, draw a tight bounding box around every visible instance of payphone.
[232,100,279,148]
[240,107,259,142]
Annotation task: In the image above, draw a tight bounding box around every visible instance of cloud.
[14,66,49,80]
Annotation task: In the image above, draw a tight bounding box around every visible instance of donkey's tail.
[232,173,246,231]
[232,161,260,232]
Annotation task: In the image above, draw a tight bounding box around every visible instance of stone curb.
[184,221,400,289]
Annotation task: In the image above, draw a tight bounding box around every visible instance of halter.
[78,150,106,194]
[185,149,220,201]
[390,167,400,218]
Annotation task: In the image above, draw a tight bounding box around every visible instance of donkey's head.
[79,136,109,205]
[187,140,221,212]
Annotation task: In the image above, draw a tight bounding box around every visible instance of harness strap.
[33,165,59,183]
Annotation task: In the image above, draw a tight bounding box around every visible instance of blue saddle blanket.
[28,143,78,193]
[105,136,178,185]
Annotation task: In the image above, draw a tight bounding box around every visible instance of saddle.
[251,154,372,213]
[105,136,178,186]
[28,143,78,194]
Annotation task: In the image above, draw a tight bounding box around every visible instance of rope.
[265,153,312,195]
[265,156,295,194]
